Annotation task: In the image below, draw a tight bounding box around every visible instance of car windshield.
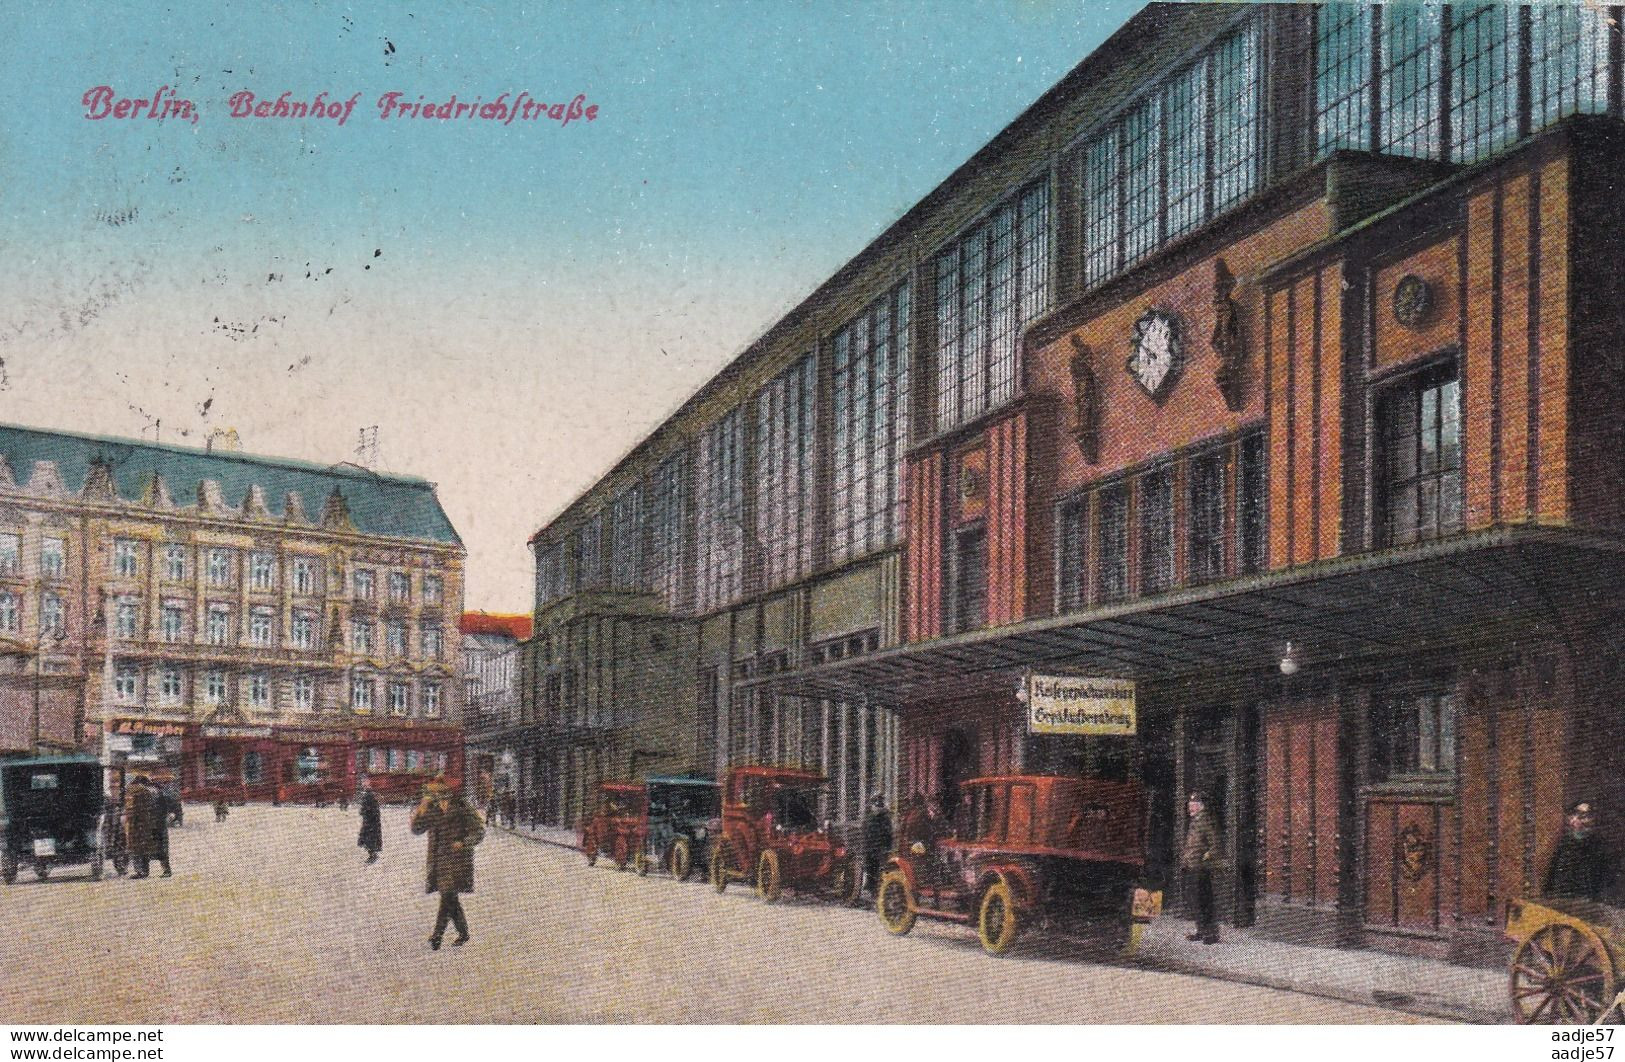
[773,788,819,831]
[649,785,718,820]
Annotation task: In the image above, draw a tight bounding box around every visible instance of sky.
[0,0,1147,613]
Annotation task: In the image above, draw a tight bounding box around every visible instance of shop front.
[355,725,464,803]
[184,724,279,803]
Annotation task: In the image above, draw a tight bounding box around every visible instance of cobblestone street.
[0,804,1437,1024]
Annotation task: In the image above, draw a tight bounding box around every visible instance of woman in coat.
[357,781,383,863]
[410,777,484,949]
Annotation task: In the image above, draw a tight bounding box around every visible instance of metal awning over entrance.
[737,528,1625,704]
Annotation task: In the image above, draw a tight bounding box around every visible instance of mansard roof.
[0,422,462,547]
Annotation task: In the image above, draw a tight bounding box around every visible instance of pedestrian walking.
[410,776,484,950]
[357,780,383,864]
[862,793,893,898]
[1181,791,1222,944]
[213,798,229,823]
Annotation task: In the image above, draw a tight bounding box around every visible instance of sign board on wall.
[1024,674,1136,736]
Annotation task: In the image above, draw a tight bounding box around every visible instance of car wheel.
[583,834,598,867]
[977,879,1019,956]
[755,849,782,903]
[710,842,730,894]
[829,858,861,906]
[669,838,693,882]
[877,871,917,936]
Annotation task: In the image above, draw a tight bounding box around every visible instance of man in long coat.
[124,776,158,879]
[1544,800,1618,901]
[410,777,484,949]
[357,780,383,864]
[1181,791,1223,944]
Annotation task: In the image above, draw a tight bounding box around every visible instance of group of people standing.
[121,774,174,879]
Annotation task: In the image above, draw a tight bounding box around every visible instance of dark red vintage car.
[876,775,1162,956]
[709,766,860,904]
[579,781,647,870]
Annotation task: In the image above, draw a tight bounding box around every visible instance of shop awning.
[737,528,1625,704]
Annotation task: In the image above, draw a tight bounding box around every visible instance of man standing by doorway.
[1182,791,1222,944]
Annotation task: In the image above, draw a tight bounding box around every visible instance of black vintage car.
[636,775,720,880]
[0,755,113,884]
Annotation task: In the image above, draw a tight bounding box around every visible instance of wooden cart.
[1505,897,1625,1024]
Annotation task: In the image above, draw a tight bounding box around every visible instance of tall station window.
[645,451,689,613]
[934,183,1049,432]
[575,513,605,592]
[609,486,644,592]
[1139,465,1175,596]
[832,282,911,566]
[535,542,567,608]
[1315,4,1374,155]
[1449,5,1520,164]
[755,355,816,589]
[950,524,988,634]
[1531,5,1611,127]
[1187,449,1227,585]
[1376,361,1462,548]
[695,409,744,613]
[1083,19,1260,290]
[1096,483,1129,605]
[1237,430,1268,575]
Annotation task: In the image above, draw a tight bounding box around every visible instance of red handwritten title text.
[81,86,601,128]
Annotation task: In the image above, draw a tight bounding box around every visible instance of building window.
[1315,3,1373,156]
[291,611,316,650]
[292,557,318,596]
[950,524,988,634]
[934,184,1048,432]
[40,592,64,637]
[389,681,410,717]
[249,551,276,591]
[243,750,263,784]
[0,592,18,633]
[1085,21,1259,289]
[247,672,270,711]
[1531,5,1611,129]
[113,539,139,578]
[388,571,410,603]
[1238,430,1268,575]
[161,603,185,643]
[115,665,139,702]
[695,409,744,613]
[1057,497,1088,612]
[354,568,375,600]
[1376,361,1462,547]
[1449,5,1520,164]
[609,487,644,592]
[385,620,407,657]
[164,545,187,582]
[41,537,65,580]
[1188,450,1226,586]
[292,675,315,713]
[755,354,817,588]
[206,548,234,588]
[115,597,140,639]
[1139,465,1175,596]
[352,676,375,713]
[576,516,605,592]
[249,608,275,647]
[423,574,443,606]
[206,605,232,646]
[645,452,689,612]
[422,623,443,660]
[535,543,568,609]
[1381,5,1445,158]
[833,282,910,566]
[0,533,19,575]
[1096,482,1129,605]
[1372,685,1458,779]
[423,682,442,718]
[204,670,227,706]
[159,667,183,704]
[351,620,374,654]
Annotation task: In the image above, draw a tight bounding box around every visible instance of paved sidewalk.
[493,819,1506,1024]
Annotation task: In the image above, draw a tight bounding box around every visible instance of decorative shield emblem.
[1127,309,1183,401]
[1400,823,1433,882]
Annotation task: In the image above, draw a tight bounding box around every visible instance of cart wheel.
[756,849,782,903]
[33,860,49,882]
[1511,922,1616,1024]
[978,879,1019,956]
[583,834,598,867]
[668,838,693,882]
[831,857,862,906]
[877,871,917,936]
[711,842,730,894]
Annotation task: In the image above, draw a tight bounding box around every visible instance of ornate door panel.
[1364,797,1452,934]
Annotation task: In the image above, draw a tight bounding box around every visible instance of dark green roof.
[0,423,462,547]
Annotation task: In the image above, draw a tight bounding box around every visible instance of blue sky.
[1,0,1147,610]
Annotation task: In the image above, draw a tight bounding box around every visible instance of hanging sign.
[1024,674,1136,736]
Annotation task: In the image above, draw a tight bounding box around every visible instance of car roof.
[0,755,102,770]
[730,766,826,783]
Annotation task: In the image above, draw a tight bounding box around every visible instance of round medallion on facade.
[1392,273,1433,330]
[1126,308,1183,402]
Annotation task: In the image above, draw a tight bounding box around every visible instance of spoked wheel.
[668,838,693,882]
[877,871,917,936]
[977,879,1019,956]
[830,858,861,906]
[755,849,782,903]
[711,842,730,894]
[1511,922,1616,1024]
[633,850,650,876]
[583,833,598,867]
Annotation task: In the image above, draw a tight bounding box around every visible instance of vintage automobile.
[579,781,647,870]
[708,766,861,904]
[875,774,1162,956]
[0,755,113,884]
[635,775,720,881]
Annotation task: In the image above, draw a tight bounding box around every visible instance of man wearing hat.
[1544,800,1618,902]
[410,774,484,950]
[1181,791,1223,944]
